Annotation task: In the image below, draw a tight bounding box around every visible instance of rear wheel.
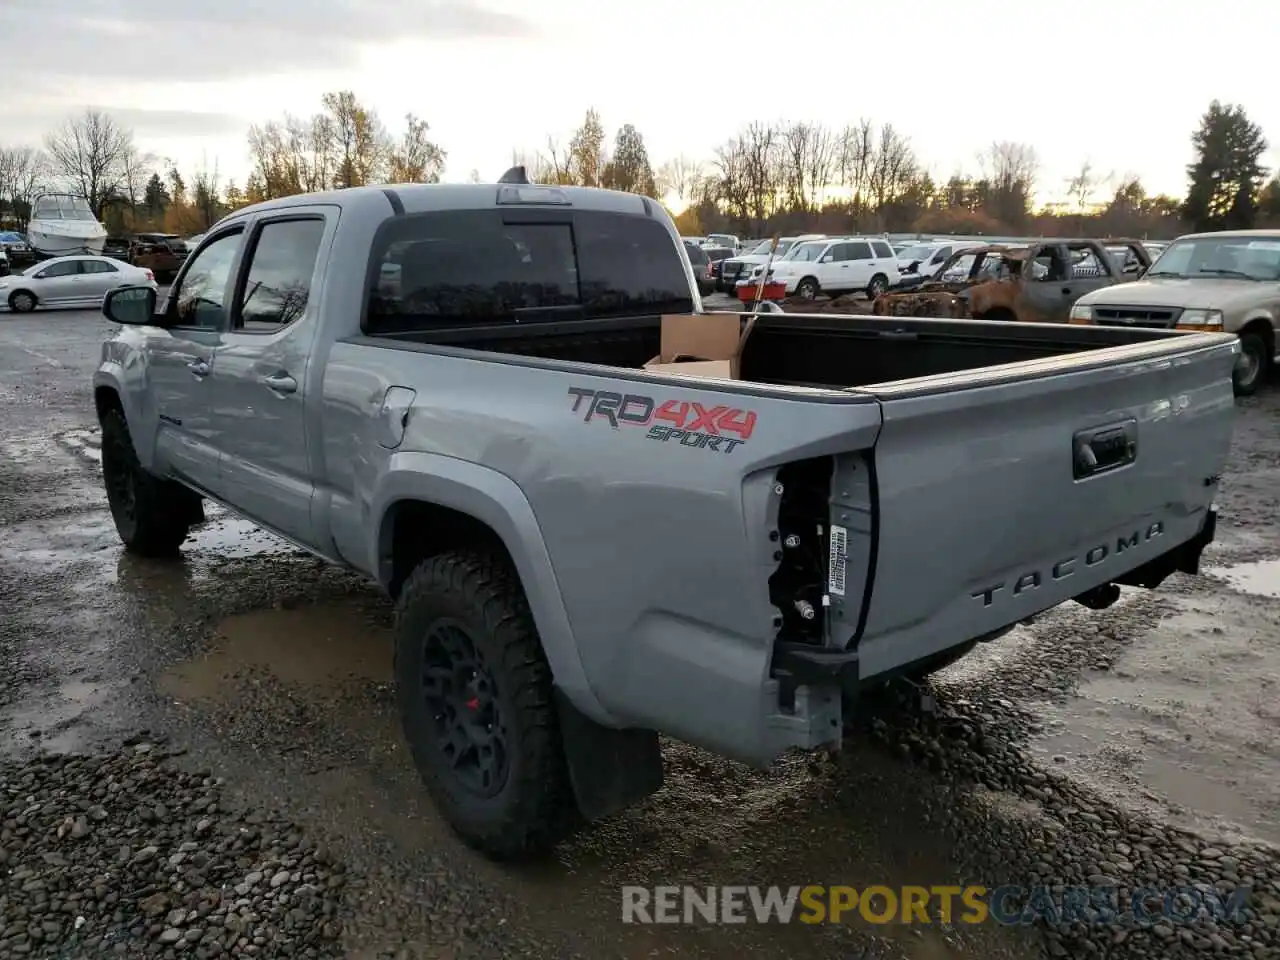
[8,290,36,313]
[1233,331,1270,396]
[100,408,193,556]
[867,274,889,299]
[394,549,575,860]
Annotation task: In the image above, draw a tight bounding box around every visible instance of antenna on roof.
[498,165,530,185]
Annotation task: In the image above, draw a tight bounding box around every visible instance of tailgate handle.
[1073,419,1138,480]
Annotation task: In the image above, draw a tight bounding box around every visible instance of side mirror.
[820,254,833,263]
[1124,263,1144,277]
[103,285,157,325]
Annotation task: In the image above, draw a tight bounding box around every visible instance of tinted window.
[932,247,951,263]
[83,260,119,274]
[237,219,325,330]
[684,243,709,265]
[826,244,851,262]
[872,241,893,258]
[846,242,873,260]
[172,229,242,329]
[38,261,81,278]
[574,211,692,317]
[365,210,691,333]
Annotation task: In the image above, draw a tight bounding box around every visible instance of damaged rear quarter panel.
[341,347,882,763]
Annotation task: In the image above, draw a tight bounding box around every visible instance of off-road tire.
[1233,332,1269,397]
[394,549,574,860]
[795,277,820,300]
[8,290,37,313]
[867,274,889,300]
[100,408,192,556]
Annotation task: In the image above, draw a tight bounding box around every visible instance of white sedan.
[0,255,157,313]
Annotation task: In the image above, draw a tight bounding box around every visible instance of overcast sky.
[2,0,1278,205]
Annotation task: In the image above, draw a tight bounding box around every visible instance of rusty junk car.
[871,238,1151,324]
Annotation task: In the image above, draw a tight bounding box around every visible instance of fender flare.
[92,369,158,470]
[370,452,616,726]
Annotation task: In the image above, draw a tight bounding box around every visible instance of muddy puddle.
[1214,557,1280,599]
[1031,587,1280,845]
[159,603,393,704]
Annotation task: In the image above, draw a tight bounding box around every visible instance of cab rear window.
[364,209,693,334]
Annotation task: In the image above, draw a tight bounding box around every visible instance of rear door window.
[365,209,691,333]
[235,218,326,330]
[871,241,894,258]
[846,241,873,261]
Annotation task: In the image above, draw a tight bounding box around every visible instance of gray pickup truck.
[93,171,1237,860]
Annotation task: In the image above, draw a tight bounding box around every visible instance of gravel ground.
[1,306,1278,959]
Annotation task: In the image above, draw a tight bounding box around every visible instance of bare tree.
[43,109,133,215]
[387,113,445,184]
[567,109,607,187]
[977,141,1038,226]
[1066,160,1097,213]
[0,146,48,228]
[192,157,223,229]
[120,145,158,209]
[712,137,750,224]
[656,155,705,203]
[804,124,837,210]
[836,120,875,215]
[781,121,814,211]
[867,124,918,211]
[323,91,390,188]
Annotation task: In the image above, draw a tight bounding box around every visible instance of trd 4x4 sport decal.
[566,387,757,454]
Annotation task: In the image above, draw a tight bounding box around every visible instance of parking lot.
[1,304,1278,959]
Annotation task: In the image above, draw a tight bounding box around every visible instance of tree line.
[0,93,448,237]
[1,96,1277,242]
[516,102,1280,240]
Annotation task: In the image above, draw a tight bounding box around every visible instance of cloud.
[0,0,534,80]
[90,108,247,139]
[0,104,246,142]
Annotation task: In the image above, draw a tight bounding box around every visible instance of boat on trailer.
[27,193,107,257]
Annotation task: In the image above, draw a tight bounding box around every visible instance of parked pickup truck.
[875,238,1151,323]
[1070,229,1280,396]
[93,172,1236,861]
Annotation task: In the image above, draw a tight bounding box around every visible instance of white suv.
[751,237,900,300]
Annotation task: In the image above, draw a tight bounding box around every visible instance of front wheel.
[394,549,575,860]
[1233,332,1270,396]
[795,277,820,300]
[867,274,889,300]
[100,409,193,556]
[8,290,36,313]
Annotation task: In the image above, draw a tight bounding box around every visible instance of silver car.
[0,255,158,313]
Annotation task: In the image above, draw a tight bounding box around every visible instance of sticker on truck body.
[566,386,757,455]
[828,524,848,596]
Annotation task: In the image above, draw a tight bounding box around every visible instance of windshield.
[783,242,826,263]
[896,244,934,262]
[1147,236,1280,281]
[59,196,96,220]
[32,197,62,220]
[749,239,791,256]
[0,232,21,243]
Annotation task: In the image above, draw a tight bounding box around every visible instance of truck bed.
[369,310,1209,392]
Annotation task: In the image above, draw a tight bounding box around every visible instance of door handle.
[187,359,210,377]
[261,372,297,394]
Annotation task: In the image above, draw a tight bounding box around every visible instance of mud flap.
[553,689,664,821]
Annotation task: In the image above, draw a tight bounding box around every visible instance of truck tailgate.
[851,334,1238,678]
